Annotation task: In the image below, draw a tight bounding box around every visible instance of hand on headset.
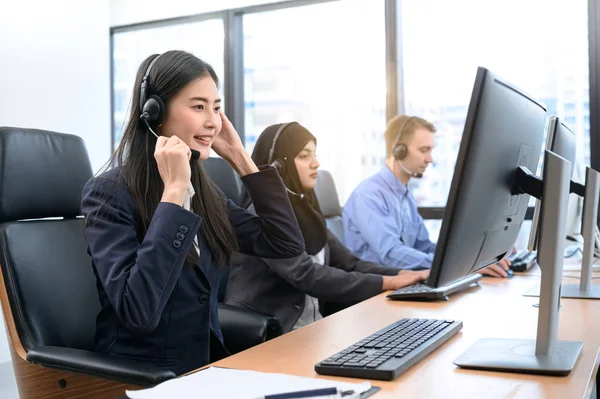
[211,110,244,158]
[154,135,192,204]
[212,111,259,176]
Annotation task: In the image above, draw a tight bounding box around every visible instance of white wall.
[110,0,286,27]
[0,0,111,364]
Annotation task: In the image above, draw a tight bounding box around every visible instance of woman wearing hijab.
[225,122,428,332]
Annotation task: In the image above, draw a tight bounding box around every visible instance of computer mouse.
[482,269,513,278]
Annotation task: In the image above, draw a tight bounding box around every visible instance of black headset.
[391,116,423,178]
[139,54,166,127]
[268,122,291,175]
[267,122,304,199]
[391,116,416,161]
[139,53,200,160]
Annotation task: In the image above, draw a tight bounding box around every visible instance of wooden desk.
[211,272,600,399]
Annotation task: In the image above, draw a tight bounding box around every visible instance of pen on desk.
[257,387,355,399]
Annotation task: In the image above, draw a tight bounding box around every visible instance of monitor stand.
[454,150,583,375]
[523,166,600,299]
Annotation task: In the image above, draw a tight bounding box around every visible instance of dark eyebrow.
[190,97,221,103]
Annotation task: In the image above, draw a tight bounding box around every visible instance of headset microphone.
[398,160,423,178]
[141,116,201,160]
[270,159,304,199]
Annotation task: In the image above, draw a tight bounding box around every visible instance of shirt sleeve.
[346,190,433,270]
[412,215,437,254]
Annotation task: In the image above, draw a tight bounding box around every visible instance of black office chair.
[0,127,279,398]
[314,169,344,242]
[203,156,243,206]
[313,170,362,317]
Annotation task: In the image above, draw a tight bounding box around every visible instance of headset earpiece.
[139,54,165,126]
[271,159,286,177]
[268,123,292,177]
[393,143,408,160]
[391,116,415,160]
[267,122,304,199]
[141,94,165,126]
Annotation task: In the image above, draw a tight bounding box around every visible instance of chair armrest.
[218,303,282,354]
[26,346,175,386]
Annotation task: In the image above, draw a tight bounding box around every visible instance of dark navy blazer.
[81,166,303,375]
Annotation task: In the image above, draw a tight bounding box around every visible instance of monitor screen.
[428,67,547,288]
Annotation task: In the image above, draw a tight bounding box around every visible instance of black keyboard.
[315,318,462,381]
[386,273,482,301]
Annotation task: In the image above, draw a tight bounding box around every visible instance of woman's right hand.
[155,135,192,206]
[382,269,430,291]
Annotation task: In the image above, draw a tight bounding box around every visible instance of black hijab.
[241,122,328,255]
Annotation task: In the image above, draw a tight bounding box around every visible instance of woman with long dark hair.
[82,50,304,375]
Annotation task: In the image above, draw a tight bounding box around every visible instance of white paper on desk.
[126,367,371,399]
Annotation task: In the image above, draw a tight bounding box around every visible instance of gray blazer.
[225,207,398,332]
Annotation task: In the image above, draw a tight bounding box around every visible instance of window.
[111,19,224,149]
[243,0,386,203]
[402,0,590,212]
[114,89,127,113]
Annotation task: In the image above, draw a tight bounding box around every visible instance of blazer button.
[179,225,189,234]
[176,232,185,241]
[173,240,182,248]
[198,294,209,304]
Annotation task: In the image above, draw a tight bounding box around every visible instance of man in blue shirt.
[343,115,510,277]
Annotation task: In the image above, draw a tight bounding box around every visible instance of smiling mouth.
[194,135,211,144]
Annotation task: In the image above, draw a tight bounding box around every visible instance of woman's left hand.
[212,110,258,176]
[211,110,244,159]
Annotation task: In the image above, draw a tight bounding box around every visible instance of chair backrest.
[314,169,344,242]
[203,157,243,207]
[202,157,243,302]
[0,127,98,352]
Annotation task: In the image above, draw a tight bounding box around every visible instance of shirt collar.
[379,165,408,197]
[185,182,195,200]
[182,182,196,212]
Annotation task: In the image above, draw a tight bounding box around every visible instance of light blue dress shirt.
[343,166,436,270]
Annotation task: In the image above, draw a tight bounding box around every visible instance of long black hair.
[105,50,238,266]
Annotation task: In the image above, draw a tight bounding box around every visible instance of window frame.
[109,0,600,224]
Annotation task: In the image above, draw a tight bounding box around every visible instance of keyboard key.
[320,361,343,366]
[344,362,366,367]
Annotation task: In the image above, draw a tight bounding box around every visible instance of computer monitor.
[528,117,577,251]
[426,67,546,288]
[522,117,600,300]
